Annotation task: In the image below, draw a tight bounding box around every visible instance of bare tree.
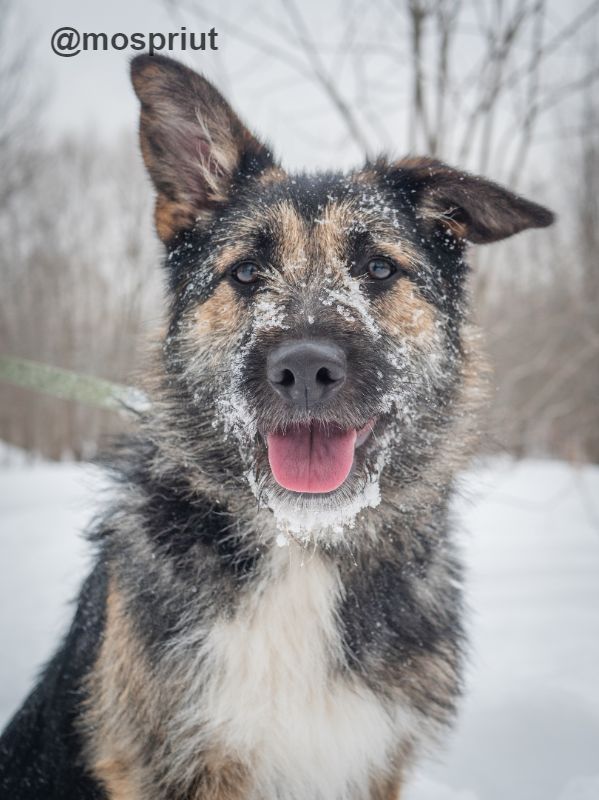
[477,67,599,462]
[0,135,162,459]
[2,0,597,462]
[0,0,44,211]
[166,0,599,181]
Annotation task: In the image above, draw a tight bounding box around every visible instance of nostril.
[316,366,337,386]
[278,368,295,387]
[267,340,346,408]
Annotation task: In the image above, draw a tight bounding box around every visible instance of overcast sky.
[19,0,358,171]
[22,0,223,141]
[14,0,597,179]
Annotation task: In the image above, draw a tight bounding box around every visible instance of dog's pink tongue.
[267,423,357,493]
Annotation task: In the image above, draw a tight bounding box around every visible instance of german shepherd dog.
[0,55,553,799]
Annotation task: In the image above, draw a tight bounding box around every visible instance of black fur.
[0,566,108,799]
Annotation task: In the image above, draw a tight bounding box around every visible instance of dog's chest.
[198,548,398,799]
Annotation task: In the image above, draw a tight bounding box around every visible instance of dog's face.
[131,55,553,539]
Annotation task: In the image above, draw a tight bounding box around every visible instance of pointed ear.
[389,157,554,244]
[130,55,275,243]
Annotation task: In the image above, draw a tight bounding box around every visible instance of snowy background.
[1,1,598,797]
[1,456,597,799]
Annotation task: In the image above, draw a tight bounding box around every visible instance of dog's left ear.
[131,54,275,243]
[388,157,554,244]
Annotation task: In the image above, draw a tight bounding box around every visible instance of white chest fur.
[191,547,401,800]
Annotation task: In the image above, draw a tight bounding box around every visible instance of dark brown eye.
[231,262,260,285]
[366,258,395,281]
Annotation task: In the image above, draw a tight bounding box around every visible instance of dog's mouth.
[265,419,376,494]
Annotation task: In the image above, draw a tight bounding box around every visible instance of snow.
[253,294,289,332]
[1,456,598,798]
[407,459,599,800]
[0,460,102,722]
[259,473,383,544]
[321,265,381,338]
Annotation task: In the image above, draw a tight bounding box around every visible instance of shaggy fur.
[0,54,553,799]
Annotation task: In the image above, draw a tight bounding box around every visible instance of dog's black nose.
[267,340,346,408]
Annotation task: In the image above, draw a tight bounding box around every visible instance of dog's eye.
[366,258,395,281]
[230,262,260,285]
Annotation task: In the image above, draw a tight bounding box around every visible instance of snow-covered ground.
[0,457,598,798]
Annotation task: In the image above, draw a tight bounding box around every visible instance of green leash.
[0,355,150,415]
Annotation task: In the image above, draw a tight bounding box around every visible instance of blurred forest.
[0,0,598,462]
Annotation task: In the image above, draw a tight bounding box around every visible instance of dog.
[0,54,553,799]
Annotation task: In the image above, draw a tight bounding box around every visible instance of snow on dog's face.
[132,55,554,541]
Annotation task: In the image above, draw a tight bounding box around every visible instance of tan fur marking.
[352,167,380,185]
[418,197,469,239]
[257,166,287,185]
[138,108,197,243]
[85,582,249,799]
[269,201,308,274]
[370,776,402,800]
[392,157,470,238]
[208,242,259,277]
[189,754,249,800]
[368,745,408,800]
[436,212,468,240]
[376,279,436,341]
[393,155,437,171]
[312,202,420,278]
[154,194,196,243]
[91,758,139,800]
[84,582,152,798]
[313,201,353,265]
[131,60,164,93]
[371,241,420,274]
[194,282,245,340]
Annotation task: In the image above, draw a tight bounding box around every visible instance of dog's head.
[131,55,553,540]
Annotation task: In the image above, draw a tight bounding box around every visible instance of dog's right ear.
[131,55,275,243]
